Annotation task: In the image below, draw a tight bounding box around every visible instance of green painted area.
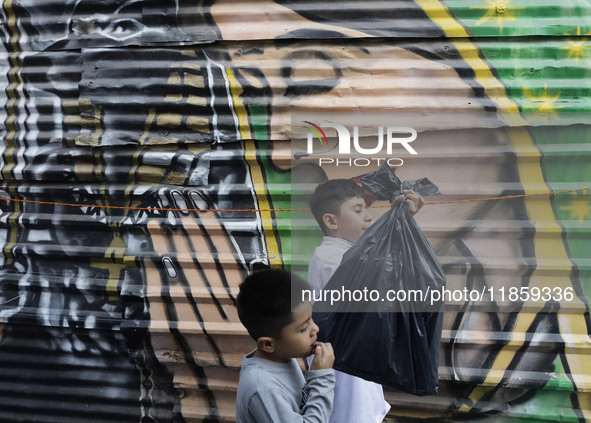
[446,0,591,37]
[250,139,292,260]
[384,363,578,421]
[473,27,591,368]
[476,40,591,124]
[247,104,290,262]
[249,104,268,141]
[528,126,591,301]
[247,103,324,277]
[548,355,578,392]
[448,0,591,127]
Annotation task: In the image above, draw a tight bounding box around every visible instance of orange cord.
[0,187,588,213]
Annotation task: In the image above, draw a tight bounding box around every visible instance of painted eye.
[281,50,342,98]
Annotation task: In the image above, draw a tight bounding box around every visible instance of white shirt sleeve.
[308,253,343,299]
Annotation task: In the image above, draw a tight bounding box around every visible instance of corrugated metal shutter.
[1,1,590,422]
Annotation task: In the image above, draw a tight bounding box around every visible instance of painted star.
[470,0,526,34]
[522,84,565,124]
[560,191,591,223]
[559,26,591,64]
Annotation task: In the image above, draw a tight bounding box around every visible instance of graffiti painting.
[0,0,590,422]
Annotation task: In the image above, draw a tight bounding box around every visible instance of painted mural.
[0,0,590,422]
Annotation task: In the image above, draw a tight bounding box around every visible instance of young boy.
[236,268,336,423]
[308,179,424,423]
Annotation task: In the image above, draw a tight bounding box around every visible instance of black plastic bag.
[312,164,446,396]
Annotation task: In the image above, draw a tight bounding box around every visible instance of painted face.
[224,39,483,153]
[272,300,319,360]
[209,0,511,246]
[212,0,498,167]
[331,196,374,244]
[208,2,539,393]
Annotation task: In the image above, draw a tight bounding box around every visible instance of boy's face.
[327,196,373,244]
[272,300,319,360]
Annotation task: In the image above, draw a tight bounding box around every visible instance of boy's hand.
[310,342,335,371]
[391,189,425,216]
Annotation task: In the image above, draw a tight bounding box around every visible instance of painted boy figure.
[308,179,424,423]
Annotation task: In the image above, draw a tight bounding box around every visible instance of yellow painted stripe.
[462,128,591,405]
[3,0,20,158]
[465,313,538,396]
[413,0,588,396]
[3,54,22,176]
[415,0,527,127]
[91,106,103,146]
[3,0,19,52]
[504,127,589,390]
[464,128,590,400]
[226,68,250,140]
[3,198,19,266]
[226,68,282,267]
[139,108,156,144]
[579,399,591,420]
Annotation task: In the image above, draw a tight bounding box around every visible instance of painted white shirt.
[308,236,391,423]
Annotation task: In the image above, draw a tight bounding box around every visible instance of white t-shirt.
[308,236,391,423]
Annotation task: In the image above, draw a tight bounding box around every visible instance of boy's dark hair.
[309,179,366,233]
[237,269,311,341]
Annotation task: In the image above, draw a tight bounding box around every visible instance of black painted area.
[0,325,142,423]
